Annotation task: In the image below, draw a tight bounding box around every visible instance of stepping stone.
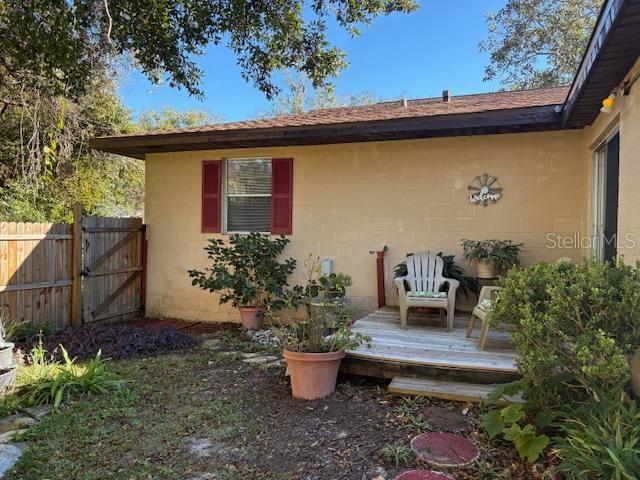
[0,443,24,476]
[422,406,469,433]
[0,429,28,443]
[394,470,455,480]
[24,405,53,419]
[242,355,278,364]
[410,432,478,467]
[0,415,35,435]
[240,352,262,359]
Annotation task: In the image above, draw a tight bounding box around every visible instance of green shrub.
[490,259,640,407]
[17,339,125,408]
[553,386,640,480]
[481,394,551,463]
[188,233,296,312]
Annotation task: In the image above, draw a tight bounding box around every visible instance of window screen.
[226,159,272,232]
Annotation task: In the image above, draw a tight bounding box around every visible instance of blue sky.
[118,0,506,122]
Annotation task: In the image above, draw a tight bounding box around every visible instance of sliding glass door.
[592,132,620,261]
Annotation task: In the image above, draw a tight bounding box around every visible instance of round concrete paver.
[394,470,455,480]
[410,432,479,467]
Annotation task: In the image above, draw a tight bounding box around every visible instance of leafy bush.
[490,259,640,407]
[461,239,523,271]
[394,252,479,300]
[553,386,640,480]
[17,324,197,360]
[189,233,296,312]
[481,399,550,462]
[17,340,124,408]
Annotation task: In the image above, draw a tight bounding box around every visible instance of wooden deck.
[343,307,519,384]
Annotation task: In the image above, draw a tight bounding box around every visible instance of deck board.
[347,307,518,373]
[388,376,524,404]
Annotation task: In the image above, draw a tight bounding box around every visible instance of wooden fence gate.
[0,206,146,328]
[79,212,145,325]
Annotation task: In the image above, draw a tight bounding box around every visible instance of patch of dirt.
[8,326,553,480]
[136,317,242,335]
[178,329,554,480]
[422,406,471,433]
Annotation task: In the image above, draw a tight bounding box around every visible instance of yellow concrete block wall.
[145,130,587,323]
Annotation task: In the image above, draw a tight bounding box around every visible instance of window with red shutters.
[202,160,221,233]
[270,158,293,235]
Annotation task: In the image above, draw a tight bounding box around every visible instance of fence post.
[140,224,148,317]
[71,203,83,327]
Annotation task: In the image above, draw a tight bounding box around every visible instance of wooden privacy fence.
[0,222,73,329]
[0,207,146,329]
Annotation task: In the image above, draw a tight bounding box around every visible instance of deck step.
[388,376,524,404]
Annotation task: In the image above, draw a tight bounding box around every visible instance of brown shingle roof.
[127,85,569,137]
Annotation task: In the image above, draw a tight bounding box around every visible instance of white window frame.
[591,127,619,260]
[222,157,272,234]
[592,146,607,260]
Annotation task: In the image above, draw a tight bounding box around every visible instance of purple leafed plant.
[17,324,198,361]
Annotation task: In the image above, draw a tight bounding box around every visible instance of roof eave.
[90,105,563,159]
[562,0,640,128]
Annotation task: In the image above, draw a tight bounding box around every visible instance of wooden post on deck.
[71,203,83,327]
[376,250,386,308]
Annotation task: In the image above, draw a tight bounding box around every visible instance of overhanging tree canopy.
[0,0,418,99]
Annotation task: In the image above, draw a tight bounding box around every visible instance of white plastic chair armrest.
[394,277,408,295]
[442,278,459,305]
[478,286,501,303]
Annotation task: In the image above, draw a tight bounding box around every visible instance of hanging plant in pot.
[277,257,369,400]
[188,233,296,330]
[461,239,524,279]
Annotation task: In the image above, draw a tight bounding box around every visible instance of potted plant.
[188,233,297,330]
[461,239,524,278]
[278,258,368,400]
[318,272,352,300]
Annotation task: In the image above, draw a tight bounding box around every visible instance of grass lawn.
[6,330,547,480]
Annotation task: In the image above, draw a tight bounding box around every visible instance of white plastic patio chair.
[466,286,501,350]
[394,251,459,331]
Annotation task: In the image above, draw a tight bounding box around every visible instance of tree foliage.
[264,74,379,117]
[1,0,418,100]
[0,68,147,222]
[480,0,604,89]
[137,107,222,132]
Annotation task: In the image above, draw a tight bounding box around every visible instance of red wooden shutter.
[271,158,293,235]
[202,160,222,233]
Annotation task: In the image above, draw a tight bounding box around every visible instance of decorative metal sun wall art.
[468,173,502,207]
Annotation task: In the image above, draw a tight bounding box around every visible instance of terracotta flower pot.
[476,260,498,279]
[283,350,345,400]
[239,307,264,330]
